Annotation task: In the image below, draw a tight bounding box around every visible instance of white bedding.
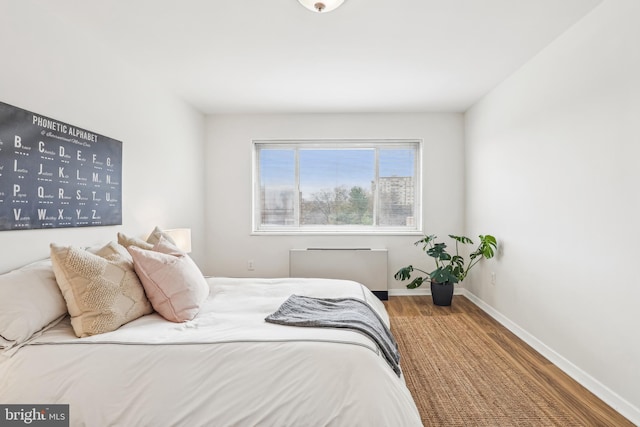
[0,277,422,426]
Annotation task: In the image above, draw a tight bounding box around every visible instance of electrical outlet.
[248,260,255,271]
[491,272,496,286]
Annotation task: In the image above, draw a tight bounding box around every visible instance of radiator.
[289,248,388,300]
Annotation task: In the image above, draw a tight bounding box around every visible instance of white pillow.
[0,335,13,349]
[0,259,67,350]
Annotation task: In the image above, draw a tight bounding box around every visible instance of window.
[253,140,421,234]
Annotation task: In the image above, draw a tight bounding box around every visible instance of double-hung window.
[253,139,421,234]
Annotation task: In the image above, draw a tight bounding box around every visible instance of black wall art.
[0,101,122,231]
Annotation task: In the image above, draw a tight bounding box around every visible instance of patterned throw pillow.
[145,226,176,246]
[117,232,154,250]
[50,242,152,337]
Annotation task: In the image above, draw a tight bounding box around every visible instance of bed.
[0,252,422,426]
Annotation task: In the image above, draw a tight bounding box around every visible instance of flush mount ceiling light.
[298,0,346,13]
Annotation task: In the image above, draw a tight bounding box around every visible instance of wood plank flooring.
[385,295,634,426]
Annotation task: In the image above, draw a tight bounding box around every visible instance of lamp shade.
[162,228,192,253]
[298,0,345,13]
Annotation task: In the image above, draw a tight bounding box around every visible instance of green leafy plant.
[394,234,497,288]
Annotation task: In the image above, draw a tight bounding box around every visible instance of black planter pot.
[430,281,454,306]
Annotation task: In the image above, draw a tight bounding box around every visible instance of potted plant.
[394,234,497,306]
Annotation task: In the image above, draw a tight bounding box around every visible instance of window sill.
[251,230,424,237]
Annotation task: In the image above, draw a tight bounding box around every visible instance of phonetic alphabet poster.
[0,101,122,231]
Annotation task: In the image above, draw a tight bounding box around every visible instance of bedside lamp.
[163,228,192,253]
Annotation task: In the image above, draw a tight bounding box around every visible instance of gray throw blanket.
[265,295,401,377]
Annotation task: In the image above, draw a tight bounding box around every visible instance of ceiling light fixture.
[298,0,346,13]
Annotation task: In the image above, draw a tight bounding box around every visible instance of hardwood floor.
[385,295,634,426]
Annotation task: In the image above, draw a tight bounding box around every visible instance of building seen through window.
[254,140,421,233]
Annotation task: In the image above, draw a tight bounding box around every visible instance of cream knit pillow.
[50,242,152,338]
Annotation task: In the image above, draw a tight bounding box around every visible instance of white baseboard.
[388,288,429,296]
[388,288,465,297]
[461,289,640,425]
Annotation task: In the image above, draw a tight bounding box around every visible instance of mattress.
[0,277,422,426]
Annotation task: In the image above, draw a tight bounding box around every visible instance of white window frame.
[252,139,423,235]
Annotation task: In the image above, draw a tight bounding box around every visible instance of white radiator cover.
[289,249,388,297]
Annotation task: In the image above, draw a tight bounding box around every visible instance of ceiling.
[44,0,601,114]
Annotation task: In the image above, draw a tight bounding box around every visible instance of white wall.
[204,113,464,291]
[465,0,640,421]
[0,2,206,272]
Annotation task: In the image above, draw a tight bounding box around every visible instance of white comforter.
[0,277,422,427]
